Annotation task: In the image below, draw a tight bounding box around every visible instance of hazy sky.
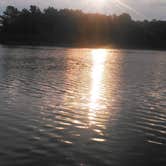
[0,0,166,20]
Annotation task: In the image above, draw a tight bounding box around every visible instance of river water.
[0,45,165,166]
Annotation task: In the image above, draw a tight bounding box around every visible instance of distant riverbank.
[1,41,166,51]
[0,6,166,51]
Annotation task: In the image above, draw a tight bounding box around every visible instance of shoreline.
[0,41,166,51]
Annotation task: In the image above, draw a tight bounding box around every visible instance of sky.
[0,0,166,20]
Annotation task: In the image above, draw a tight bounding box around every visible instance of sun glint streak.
[89,49,107,125]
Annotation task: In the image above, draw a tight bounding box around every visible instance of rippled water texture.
[0,45,166,166]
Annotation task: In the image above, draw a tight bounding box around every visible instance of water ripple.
[0,46,166,165]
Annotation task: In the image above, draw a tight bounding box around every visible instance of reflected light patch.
[91,49,107,59]
[89,49,108,125]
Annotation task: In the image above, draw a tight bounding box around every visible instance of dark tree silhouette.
[0,5,166,49]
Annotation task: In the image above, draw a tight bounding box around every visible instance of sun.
[96,0,106,4]
[88,0,106,5]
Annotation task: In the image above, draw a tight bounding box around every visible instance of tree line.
[0,5,166,49]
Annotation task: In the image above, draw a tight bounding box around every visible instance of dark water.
[0,45,165,166]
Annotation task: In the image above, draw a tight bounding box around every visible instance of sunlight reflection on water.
[89,49,108,125]
[0,46,166,166]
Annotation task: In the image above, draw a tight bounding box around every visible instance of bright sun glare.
[88,0,106,6]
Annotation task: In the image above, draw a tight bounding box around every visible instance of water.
[0,45,165,166]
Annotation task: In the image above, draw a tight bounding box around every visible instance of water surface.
[0,45,166,166]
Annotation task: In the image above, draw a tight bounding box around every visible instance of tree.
[0,5,166,49]
[29,5,41,14]
[44,7,58,16]
[3,6,19,18]
[118,13,132,23]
